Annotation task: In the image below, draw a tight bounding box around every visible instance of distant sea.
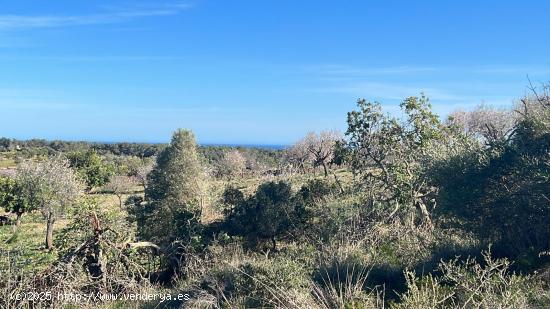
[97,141,288,150]
[3,137,289,150]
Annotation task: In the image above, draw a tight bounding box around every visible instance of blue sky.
[1,1,549,145]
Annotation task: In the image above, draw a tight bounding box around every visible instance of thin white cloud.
[0,87,83,110]
[0,101,82,110]
[308,64,550,78]
[305,64,438,76]
[303,63,545,111]
[472,65,550,75]
[0,34,34,47]
[123,105,224,114]
[0,3,192,30]
[311,82,448,100]
[0,88,59,99]
[0,55,188,62]
[310,81,514,106]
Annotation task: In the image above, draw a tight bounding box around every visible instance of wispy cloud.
[0,102,83,111]
[310,82,514,106]
[471,65,550,75]
[305,64,438,77]
[307,64,550,78]
[0,55,188,62]
[310,82,454,100]
[0,88,79,111]
[0,87,58,99]
[0,3,192,30]
[303,63,547,110]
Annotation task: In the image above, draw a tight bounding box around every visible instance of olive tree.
[17,156,84,249]
[346,96,444,228]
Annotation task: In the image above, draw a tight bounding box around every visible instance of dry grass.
[0,159,16,169]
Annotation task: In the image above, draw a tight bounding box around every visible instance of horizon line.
[0,136,289,149]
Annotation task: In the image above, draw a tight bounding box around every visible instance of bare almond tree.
[304,130,342,177]
[17,156,84,249]
[243,152,265,176]
[134,158,155,191]
[448,104,516,145]
[105,175,135,209]
[286,138,312,174]
[220,150,247,180]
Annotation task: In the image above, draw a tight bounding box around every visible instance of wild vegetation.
[0,83,549,308]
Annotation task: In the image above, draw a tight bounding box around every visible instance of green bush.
[432,97,550,262]
[67,149,114,190]
[223,181,309,250]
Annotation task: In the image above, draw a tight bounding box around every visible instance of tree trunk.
[322,163,328,177]
[271,237,277,251]
[94,236,107,291]
[46,213,55,250]
[417,202,433,229]
[12,212,22,233]
[117,194,123,209]
[89,213,106,291]
[333,172,345,194]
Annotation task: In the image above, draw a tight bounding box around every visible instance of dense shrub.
[0,176,30,229]
[223,181,310,250]
[432,96,550,262]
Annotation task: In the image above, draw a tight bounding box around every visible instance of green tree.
[346,95,444,228]
[222,185,245,207]
[0,176,31,231]
[67,150,113,191]
[331,139,350,167]
[0,137,12,151]
[142,129,205,247]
